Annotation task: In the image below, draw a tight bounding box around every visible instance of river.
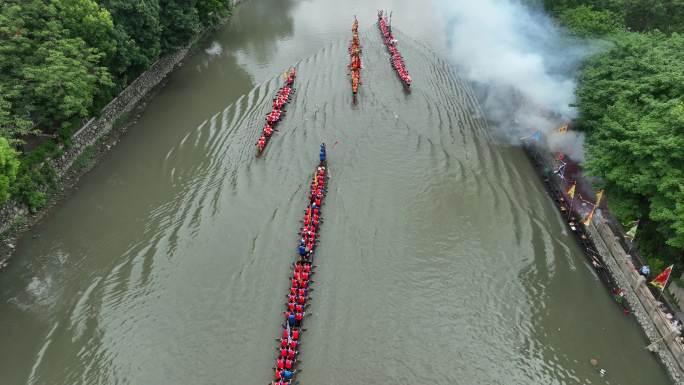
[0,0,673,384]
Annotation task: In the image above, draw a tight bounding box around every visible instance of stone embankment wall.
[54,47,191,176]
[587,217,684,383]
[0,46,190,237]
[0,0,245,238]
[526,143,684,384]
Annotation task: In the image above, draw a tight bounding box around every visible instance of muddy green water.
[0,1,673,384]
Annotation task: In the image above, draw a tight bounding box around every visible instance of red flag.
[650,265,674,291]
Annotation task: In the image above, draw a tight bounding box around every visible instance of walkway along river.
[0,0,675,384]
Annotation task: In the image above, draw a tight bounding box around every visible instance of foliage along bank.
[0,0,233,212]
[543,0,684,274]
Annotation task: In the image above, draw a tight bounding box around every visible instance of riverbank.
[0,1,244,272]
[525,142,684,384]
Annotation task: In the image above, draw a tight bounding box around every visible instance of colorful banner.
[555,161,566,179]
[650,265,674,291]
[625,221,639,239]
[566,182,576,199]
[595,189,604,206]
[521,130,542,142]
[582,190,604,226]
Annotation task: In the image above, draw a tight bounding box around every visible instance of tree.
[0,2,44,141]
[578,32,684,260]
[159,0,201,52]
[51,0,117,107]
[101,0,162,80]
[51,0,115,58]
[0,0,234,208]
[196,0,231,27]
[23,37,113,125]
[558,5,623,37]
[621,0,684,34]
[544,0,684,34]
[0,137,20,204]
[1,0,114,134]
[0,90,35,144]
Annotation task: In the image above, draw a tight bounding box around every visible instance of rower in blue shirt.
[298,244,307,256]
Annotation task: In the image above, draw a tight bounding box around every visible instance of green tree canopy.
[544,0,684,34]
[0,90,35,144]
[0,0,113,132]
[0,137,20,204]
[558,5,623,37]
[102,0,162,80]
[159,0,201,52]
[23,37,113,126]
[51,0,115,58]
[196,0,232,27]
[578,32,684,254]
[0,0,232,209]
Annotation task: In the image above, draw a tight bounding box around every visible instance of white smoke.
[441,0,599,162]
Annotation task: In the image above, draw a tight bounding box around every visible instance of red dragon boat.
[377,10,411,87]
[256,68,297,156]
[349,17,362,95]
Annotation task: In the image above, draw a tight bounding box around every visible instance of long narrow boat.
[256,68,297,157]
[349,17,362,95]
[377,10,411,87]
[271,144,328,385]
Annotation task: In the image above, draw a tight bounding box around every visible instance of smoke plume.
[441,0,598,162]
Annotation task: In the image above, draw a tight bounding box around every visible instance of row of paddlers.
[257,15,409,382]
[256,68,297,156]
[271,144,328,384]
[256,13,411,157]
[349,17,362,94]
[378,10,411,87]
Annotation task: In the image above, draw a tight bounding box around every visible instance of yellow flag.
[558,124,568,134]
[566,182,576,199]
[625,222,638,239]
[595,190,604,206]
[582,190,604,226]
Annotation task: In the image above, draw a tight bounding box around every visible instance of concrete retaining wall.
[53,46,191,176]
[587,216,684,383]
[525,143,684,383]
[0,46,190,237]
[0,1,245,237]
